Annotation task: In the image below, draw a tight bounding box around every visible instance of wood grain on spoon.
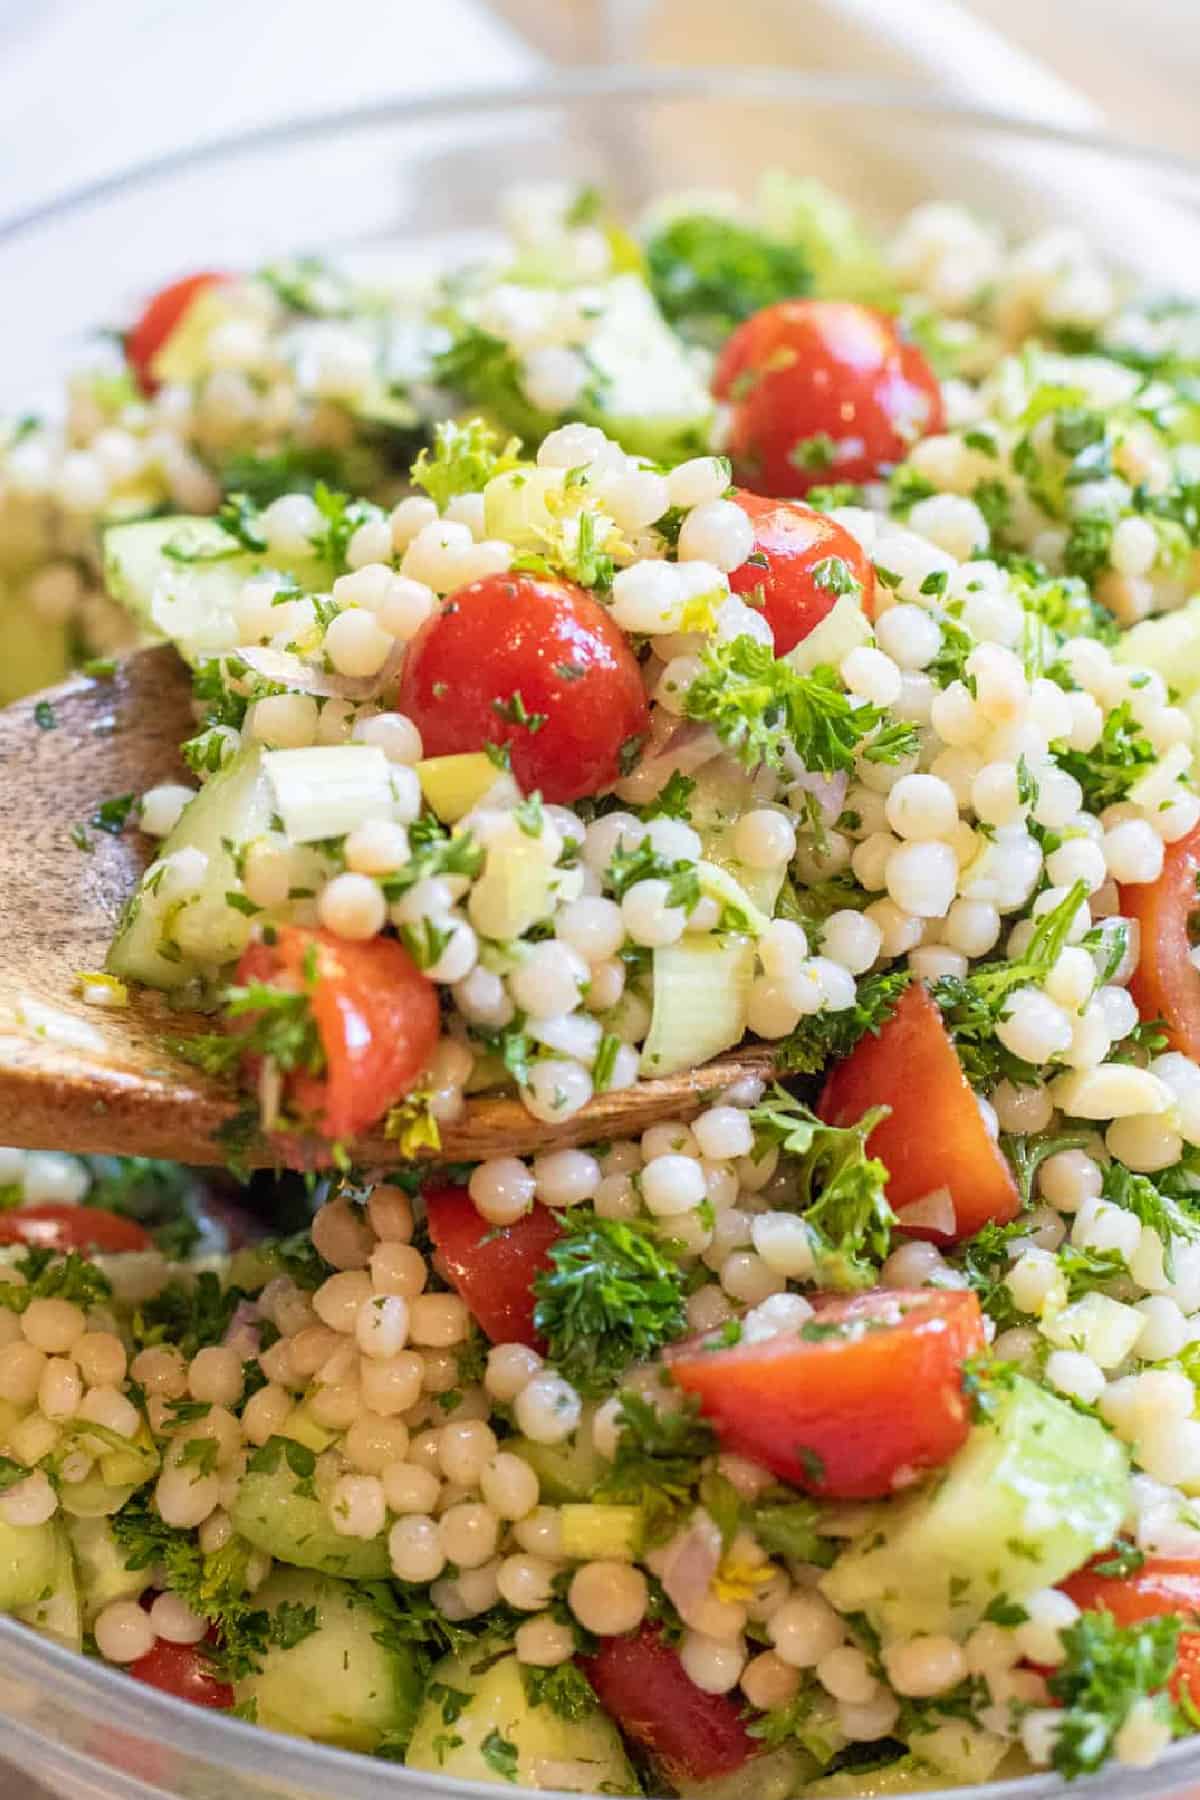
[0,648,777,1168]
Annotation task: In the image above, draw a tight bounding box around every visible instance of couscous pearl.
[317,872,386,941]
[325,608,394,678]
[514,1614,576,1667]
[817,1645,879,1705]
[677,499,756,571]
[885,840,957,917]
[885,773,958,842]
[352,711,422,766]
[188,1345,243,1407]
[72,1332,127,1389]
[439,1501,500,1568]
[95,1600,157,1665]
[389,1515,446,1582]
[821,910,882,975]
[470,1157,536,1225]
[681,1632,748,1695]
[741,1650,801,1711]
[569,1561,648,1635]
[497,1553,560,1611]
[694,1106,755,1163]
[513,1373,581,1444]
[841,646,903,707]
[247,693,319,748]
[768,1594,845,1668]
[556,896,625,963]
[666,457,731,509]
[485,1343,542,1403]
[331,1473,387,1540]
[22,1298,85,1355]
[733,809,796,870]
[313,1271,374,1334]
[532,1148,600,1207]
[481,1452,540,1520]
[510,942,588,1018]
[884,1635,967,1697]
[642,1154,707,1217]
[409,1294,470,1348]
[1103,819,1165,885]
[621,879,687,948]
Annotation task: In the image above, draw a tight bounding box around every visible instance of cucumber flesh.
[15,1522,82,1652]
[230,1443,390,1579]
[66,1515,149,1626]
[680,1746,816,1800]
[640,934,756,1078]
[511,1409,605,1503]
[106,745,271,993]
[406,1644,637,1792]
[0,1514,60,1610]
[820,1375,1129,1639]
[234,1568,422,1753]
[577,274,714,463]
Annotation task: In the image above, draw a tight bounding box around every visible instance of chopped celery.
[786,593,873,675]
[560,1503,642,1560]
[264,744,393,843]
[640,934,756,1078]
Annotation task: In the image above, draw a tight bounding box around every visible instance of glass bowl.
[3,66,1200,1800]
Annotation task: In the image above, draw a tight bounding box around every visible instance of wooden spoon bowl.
[0,649,776,1168]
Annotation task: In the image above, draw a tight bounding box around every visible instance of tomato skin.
[582,1623,757,1784]
[397,574,651,803]
[425,1184,561,1349]
[714,300,943,496]
[728,489,876,652]
[0,1203,152,1254]
[233,926,439,1141]
[669,1288,983,1499]
[1060,1557,1200,1709]
[128,1637,233,1710]
[126,272,227,394]
[1120,822,1200,1061]
[818,982,1021,1242]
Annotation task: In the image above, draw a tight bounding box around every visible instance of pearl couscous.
[4,170,1200,1794]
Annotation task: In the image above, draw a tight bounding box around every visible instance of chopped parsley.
[645,213,810,346]
[1057,700,1159,813]
[410,416,522,510]
[532,1213,688,1396]
[749,1086,894,1288]
[772,966,911,1076]
[597,1393,717,1546]
[520,1662,598,1721]
[1048,1611,1181,1779]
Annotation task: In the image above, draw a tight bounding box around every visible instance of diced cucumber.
[1041,1291,1144,1370]
[468,841,554,942]
[0,1515,61,1610]
[908,1721,1010,1785]
[230,1441,390,1579]
[786,594,873,676]
[1116,595,1200,695]
[66,1515,149,1626]
[107,744,271,992]
[15,1522,82,1652]
[484,466,565,553]
[577,274,714,463]
[511,1409,605,1503]
[640,934,756,1077]
[680,1746,817,1800]
[406,1643,638,1792]
[234,1569,422,1753]
[560,1504,641,1560]
[151,286,239,387]
[696,861,770,936]
[264,744,393,844]
[280,1405,337,1456]
[103,516,326,663]
[417,753,505,824]
[820,1376,1128,1639]
[689,762,786,918]
[804,1762,942,1798]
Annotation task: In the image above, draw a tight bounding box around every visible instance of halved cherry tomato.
[233,926,439,1142]
[818,981,1021,1242]
[714,299,943,496]
[128,1637,233,1710]
[669,1287,983,1499]
[397,573,651,804]
[1120,821,1200,1061]
[1060,1556,1200,1709]
[425,1184,561,1349]
[126,272,228,394]
[582,1622,757,1784]
[728,488,876,653]
[0,1203,152,1254]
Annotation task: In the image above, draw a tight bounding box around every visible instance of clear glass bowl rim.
[2,62,1200,1800]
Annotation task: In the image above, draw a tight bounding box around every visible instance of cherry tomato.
[818,981,1021,1242]
[0,1203,152,1254]
[727,488,876,653]
[1120,821,1200,1061]
[1060,1556,1200,1709]
[128,1637,233,1710]
[714,299,943,496]
[126,272,227,394]
[397,573,651,804]
[669,1287,983,1499]
[425,1184,561,1349]
[234,926,439,1142]
[582,1623,757,1784]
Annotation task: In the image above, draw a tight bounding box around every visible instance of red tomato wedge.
[669,1288,984,1499]
[0,1204,152,1254]
[1060,1556,1200,1709]
[818,981,1021,1242]
[728,489,876,653]
[128,1637,233,1710]
[714,299,943,496]
[126,272,228,395]
[397,573,650,803]
[234,926,439,1142]
[582,1623,757,1784]
[424,1185,561,1349]
[1120,820,1200,1061]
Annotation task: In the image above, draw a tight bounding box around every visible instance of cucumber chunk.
[820,1376,1129,1638]
[234,1569,421,1753]
[510,1410,605,1503]
[66,1515,149,1625]
[107,745,271,992]
[640,934,756,1077]
[679,1746,816,1800]
[406,1644,638,1792]
[578,274,714,463]
[15,1522,82,1652]
[103,516,326,664]
[0,1514,61,1610]
[230,1440,390,1579]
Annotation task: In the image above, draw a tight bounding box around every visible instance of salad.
[2,172,1200,1795]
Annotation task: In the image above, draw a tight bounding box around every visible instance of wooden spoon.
[0,648,776,1169]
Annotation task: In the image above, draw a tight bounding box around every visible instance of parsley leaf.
[772,967,911,1076]
[683,638,890,776]
[749,1086,894,1288]
[597,1393,716,1547]
[532,1213,688,1397]
[645,213,810,347]
[520,1662,598,1721]
[410,417,522,511]
[1049,1611,1181,1779]
[1057,701,1159,814]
